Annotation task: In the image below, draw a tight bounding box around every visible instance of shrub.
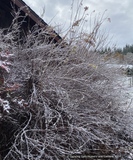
[1,1,133,160]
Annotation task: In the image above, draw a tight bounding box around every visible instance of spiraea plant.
[1,0,133,160]
[0,37,20,116]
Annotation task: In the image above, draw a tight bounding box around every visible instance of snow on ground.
[110,64,133,150]
[107,64,133,70]
[108,64,133,134]
[112,64,133,108]
[117,76,133,108]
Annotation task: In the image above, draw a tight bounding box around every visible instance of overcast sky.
[23,0,133,48]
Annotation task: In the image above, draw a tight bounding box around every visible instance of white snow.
[106,64,133,71]
[110,64,133,107]
[3,100,10,113]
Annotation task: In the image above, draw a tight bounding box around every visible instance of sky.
[23,0,133,49]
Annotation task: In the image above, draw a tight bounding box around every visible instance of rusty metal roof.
[11,0,62,42]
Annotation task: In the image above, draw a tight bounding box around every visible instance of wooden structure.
[0,0,62,43]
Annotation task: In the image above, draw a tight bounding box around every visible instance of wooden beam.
[11,0,62,43]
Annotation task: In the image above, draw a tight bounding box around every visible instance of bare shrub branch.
[0,1,133,160]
